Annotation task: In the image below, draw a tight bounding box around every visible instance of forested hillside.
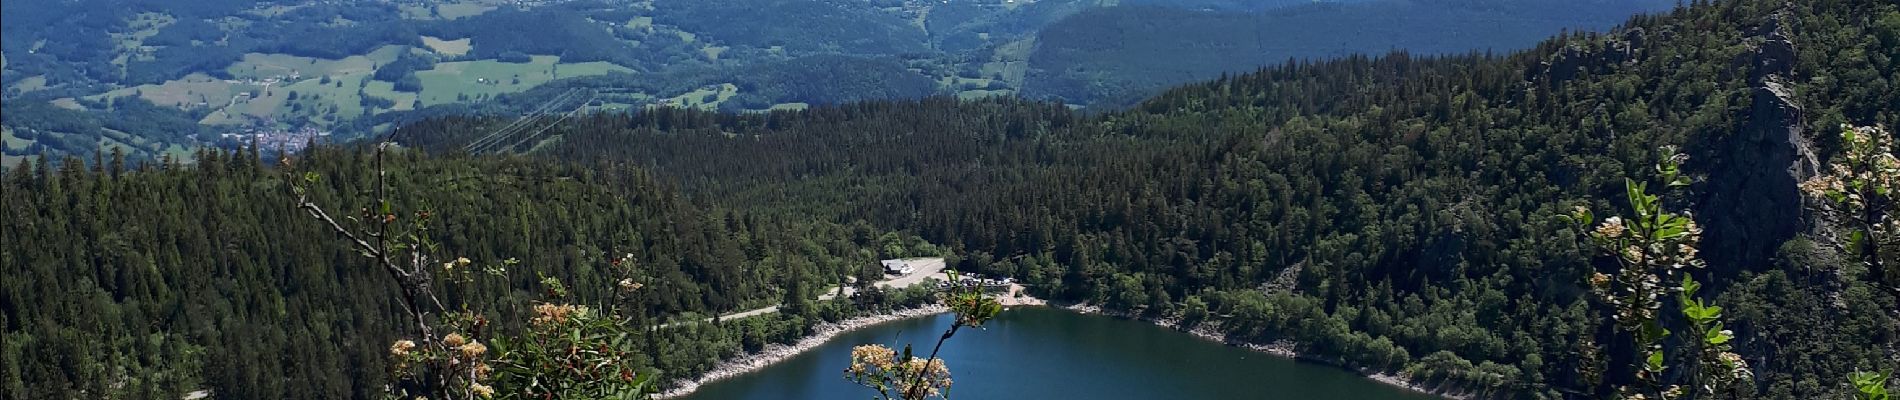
[396,0,1900,397]
[0,147,951,398]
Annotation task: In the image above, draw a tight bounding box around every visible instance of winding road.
[660,258,948,328]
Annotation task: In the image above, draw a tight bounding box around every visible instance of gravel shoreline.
[652,304,951,399]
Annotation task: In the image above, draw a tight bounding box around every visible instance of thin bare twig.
[293,141,441,341]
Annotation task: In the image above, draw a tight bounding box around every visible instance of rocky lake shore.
[652,304,951,399]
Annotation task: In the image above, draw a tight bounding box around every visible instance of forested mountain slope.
[0,147,951,398]
[400,0,1900,397]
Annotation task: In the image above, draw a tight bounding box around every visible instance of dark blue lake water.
[684,307,1441,400]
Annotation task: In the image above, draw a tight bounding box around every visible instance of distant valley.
[3,0,1669,167]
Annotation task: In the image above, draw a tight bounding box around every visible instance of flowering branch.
[1800,124,1900,289]
[846,268,1003,399]
[1564,147,1750,399]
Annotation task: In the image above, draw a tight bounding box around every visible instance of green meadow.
[413,55,632,106]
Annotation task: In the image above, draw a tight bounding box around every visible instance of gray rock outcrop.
[1694,11,1820,273]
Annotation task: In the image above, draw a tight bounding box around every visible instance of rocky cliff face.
[1693,11,1820,272]
[1535,26,1648,90]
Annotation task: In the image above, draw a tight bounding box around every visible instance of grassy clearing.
[37,42,647,131]
[412,56,631,106]
[399,4,431,19]
[767,102,810,111]
[1,127,26,168]
[12,76,49,93]
[274,73,373,122]
[362,80,419,112]
[658,83,737,110]
[421,36,473,57]
[82,46,424,126]
[200,71,391,126]
[161,77,291,125]
[107,12,175,71]
[3,126,33,162]
[50,98,86,110]
[98,129,142,154]
[911,6,931,30]
[938,76,996,88]
[980,37,1035,85]
[172,46,410,124]
[93,73,242,109]
[163,144,195,159]
[2,127,27,147]
[701,46,729,61]
[230,85,289,120]
[226,46,407,81]
[112,13,176,63]
[198,110,243,126]
[627,16,655,30]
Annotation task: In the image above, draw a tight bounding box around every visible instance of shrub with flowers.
[846,344,954,399]
[1564,148,1750,399]
[844,269,1002,399]
[385,313,497,399]
[1801,125,1900,287]
[486,276,655,400]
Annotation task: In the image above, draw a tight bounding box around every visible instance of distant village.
[217,122,331,153]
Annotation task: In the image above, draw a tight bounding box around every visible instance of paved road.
[661,258,949,328]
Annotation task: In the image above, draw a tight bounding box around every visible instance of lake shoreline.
[652,304,952,399]
[1057,303,1470,400]
[656,297,1463,400]
[655,283,1043,399]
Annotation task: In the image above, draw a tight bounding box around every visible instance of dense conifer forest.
[0,147,945,398]
[5,0,1900,398]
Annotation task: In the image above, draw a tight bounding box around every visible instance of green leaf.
[1706,328,1731,345]
[1626,179,1647,215]
[1646,350,1664,372]
[1850,230,1869,255]
[1851,370,1892,400]
[1640,320,1670,342]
